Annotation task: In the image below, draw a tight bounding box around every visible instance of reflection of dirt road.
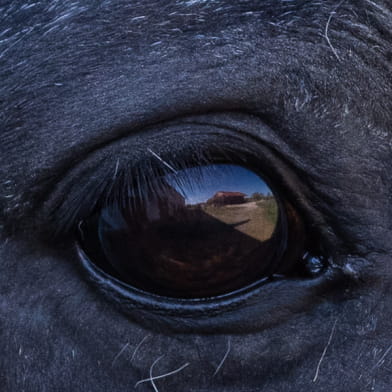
[224,201,257,208]
[203,201,277,241]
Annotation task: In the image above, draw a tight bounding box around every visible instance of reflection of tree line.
[256,198,278,225]
[247,192,274,202]
[248,192,277,225]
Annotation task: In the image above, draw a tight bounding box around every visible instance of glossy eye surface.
[79,164,310,298]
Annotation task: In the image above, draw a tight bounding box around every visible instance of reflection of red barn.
[207,191,246,206]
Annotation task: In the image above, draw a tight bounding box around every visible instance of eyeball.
[78,163,312,298]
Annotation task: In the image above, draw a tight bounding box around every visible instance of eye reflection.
[81,164,286,298]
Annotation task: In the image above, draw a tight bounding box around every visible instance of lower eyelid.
[75,239,334,333]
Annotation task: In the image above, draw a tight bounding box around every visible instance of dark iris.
[79,164,315,298]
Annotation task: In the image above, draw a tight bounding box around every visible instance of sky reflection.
[165,164,271,205]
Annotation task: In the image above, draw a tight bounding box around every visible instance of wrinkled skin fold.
[0,1,391,391]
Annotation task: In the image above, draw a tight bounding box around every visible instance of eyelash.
[48,144,228,236]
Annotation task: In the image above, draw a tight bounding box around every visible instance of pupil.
[87,164,283,298]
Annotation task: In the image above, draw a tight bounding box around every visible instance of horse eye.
[78,163,314,298]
